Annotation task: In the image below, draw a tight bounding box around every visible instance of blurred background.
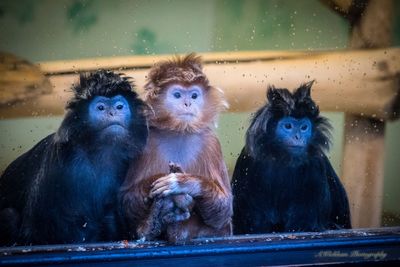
[0,0,399,227]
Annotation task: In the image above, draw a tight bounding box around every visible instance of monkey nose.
[184,102,191,107]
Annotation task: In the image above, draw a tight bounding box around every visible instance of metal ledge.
[1,227,399,266]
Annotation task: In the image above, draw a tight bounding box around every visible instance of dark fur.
[0,70,148,245]
[232,81,351,234]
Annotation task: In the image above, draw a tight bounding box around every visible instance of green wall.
[0,0,399,219]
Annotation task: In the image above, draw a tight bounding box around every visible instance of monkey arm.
[193,175,233,230]
[120,172,159,231]
[323,155,352,229]
[192,133,233,230]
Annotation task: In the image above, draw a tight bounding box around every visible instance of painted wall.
[0,0,399,219]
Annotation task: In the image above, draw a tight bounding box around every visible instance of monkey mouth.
[287,144,305,148]
[286,145,307,154]
[103,123,126,131]
[286,144,307,151]
[178,113,196,119]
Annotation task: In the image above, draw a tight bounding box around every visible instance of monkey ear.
[294,80,314,101]
[266,85,292,107]
[266,85,280,103]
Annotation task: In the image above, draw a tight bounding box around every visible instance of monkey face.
[163,84,205,122]
[88,95,132,138]
[275,116,312,155]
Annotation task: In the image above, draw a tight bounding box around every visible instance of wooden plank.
[1,48,399,120]
[341,0,394,228]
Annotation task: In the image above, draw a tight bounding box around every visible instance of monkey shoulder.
[198,128,225,158]
[0,134,57,209]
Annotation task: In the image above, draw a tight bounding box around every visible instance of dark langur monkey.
[0,70,148,245]
[121,53,233,243]
[232,82,351,234]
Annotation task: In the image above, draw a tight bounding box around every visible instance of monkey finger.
[161,189,173,197]
[151,182,174,193]
[151,173,177,187]
[173,194,193,209]
[151,180,172,190]
[152,179,181,193]
[149,185,171,198]
[162,211,190,223]
[179,211,191,221]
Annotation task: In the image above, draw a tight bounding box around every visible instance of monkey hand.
[149,173,201,199]
[171,193,193,210]
[164,193,195,223]
[168,162,184,173]
[156,194,193,224]
[162,208,190,224]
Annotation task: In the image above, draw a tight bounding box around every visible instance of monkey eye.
[191,93,198,99]
[301,124,308,131]
[116,104,124,110]
[173,92,181,99]
[97,104,105,111]
[284,123,292,130]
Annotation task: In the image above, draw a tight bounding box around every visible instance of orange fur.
[121,53,232,242]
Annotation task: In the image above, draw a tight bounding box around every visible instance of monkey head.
[87,94,132,140]
[56,70,148,150]
[144,53,228,133]
[246,81,331,161]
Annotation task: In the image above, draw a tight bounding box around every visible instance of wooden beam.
[341,0,394,228]
[1,48,399,120]
[36,50,309,74]
[0,53,52,106]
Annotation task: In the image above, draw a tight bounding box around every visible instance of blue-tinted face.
[88,95,131,135]
[275,117,312,154]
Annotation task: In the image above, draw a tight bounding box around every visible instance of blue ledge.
[1,227,399,266]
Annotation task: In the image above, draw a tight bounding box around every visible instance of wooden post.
[341,0,394,227]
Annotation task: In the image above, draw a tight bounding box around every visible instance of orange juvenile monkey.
[121,53,232,243]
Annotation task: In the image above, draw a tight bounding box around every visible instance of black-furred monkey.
[0,70,148,245]
[232,82,351,234]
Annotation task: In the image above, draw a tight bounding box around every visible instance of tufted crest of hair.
[144,53,228,133]
[55,70,148,146]
[246,81,332,158]
[67,69,136,109]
